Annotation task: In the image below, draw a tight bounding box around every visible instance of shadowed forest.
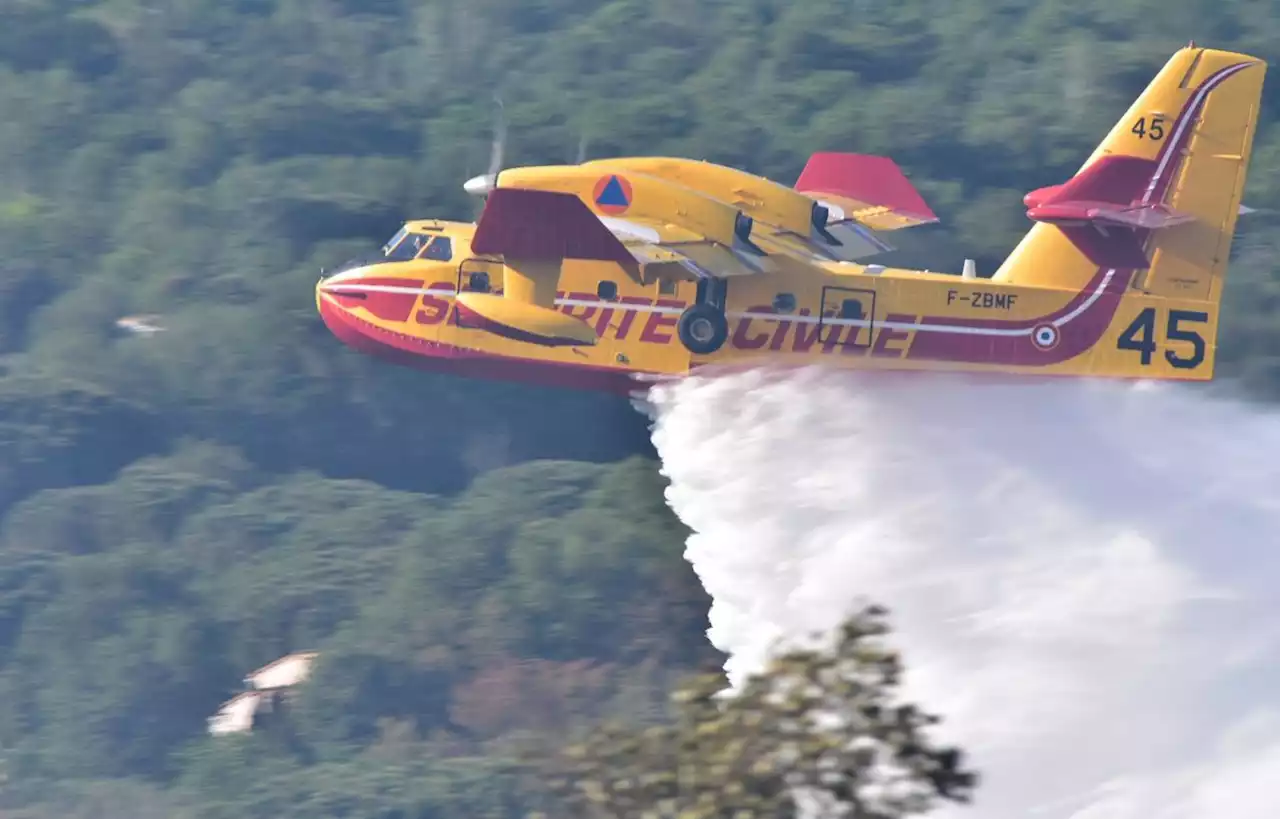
[1,0,1279,816]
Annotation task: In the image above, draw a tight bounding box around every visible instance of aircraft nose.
[463,173,496,196]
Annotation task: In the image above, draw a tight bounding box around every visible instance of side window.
[773,293,796,313]
[658,277,678,296]
[840,299,863,319]
[466,271,490,292]
[421,237,453,261]
[597,280,618,300]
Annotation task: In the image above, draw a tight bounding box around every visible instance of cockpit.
[382,227,454,262]
[319,226,457,281]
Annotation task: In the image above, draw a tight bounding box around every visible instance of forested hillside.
[1,0,1278,816]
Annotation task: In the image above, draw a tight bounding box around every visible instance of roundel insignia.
[592,174,632,215]
[1031,323,1060,350]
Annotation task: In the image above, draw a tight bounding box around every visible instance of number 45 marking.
[1131,115,1166,140]
[1117,307,1208,369]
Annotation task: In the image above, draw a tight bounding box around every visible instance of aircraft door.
[818,286,875,348]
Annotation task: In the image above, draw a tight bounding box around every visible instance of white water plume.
[643,366,1280,818]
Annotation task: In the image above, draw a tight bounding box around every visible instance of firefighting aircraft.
[316,45,1265,394]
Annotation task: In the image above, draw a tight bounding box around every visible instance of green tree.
[531,605,976,818]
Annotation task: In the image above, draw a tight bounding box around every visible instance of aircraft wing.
[795,152,939,231]
[597,215,772,278]
[472,188,771,280]
[471,188,635,266]
[608,211,896,272]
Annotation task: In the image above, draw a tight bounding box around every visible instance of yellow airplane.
[316,44,1265,394]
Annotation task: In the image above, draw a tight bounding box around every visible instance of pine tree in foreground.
[529,604,978,818]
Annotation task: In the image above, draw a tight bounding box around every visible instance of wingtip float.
[317,45,1266,394]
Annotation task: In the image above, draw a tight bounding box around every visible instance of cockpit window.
[384,231,431,261]
[382,227,408,256]
[421,236,452,261]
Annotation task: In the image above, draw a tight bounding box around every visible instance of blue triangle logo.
[596,176,629,206]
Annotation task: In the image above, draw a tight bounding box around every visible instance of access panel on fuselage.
[819,286,875,348]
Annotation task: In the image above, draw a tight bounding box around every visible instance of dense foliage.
[532,606,977,819]
[1,0,1278,816]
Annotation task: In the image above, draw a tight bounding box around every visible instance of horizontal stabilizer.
[795,152,937,230]
[1028,201,1196,230]
[1024,154,1156,210]
[472,188,634,264]
[1022,154,1198,269]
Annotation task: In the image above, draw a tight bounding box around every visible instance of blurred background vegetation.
[0,0,1278,816]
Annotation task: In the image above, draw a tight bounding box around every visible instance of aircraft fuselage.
[316,220,1218,393]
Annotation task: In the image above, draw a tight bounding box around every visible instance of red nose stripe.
[323,278,424,323]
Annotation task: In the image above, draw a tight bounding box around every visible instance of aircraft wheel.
[677,304,729,355]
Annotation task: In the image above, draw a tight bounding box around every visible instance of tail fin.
[993,45,1266,303]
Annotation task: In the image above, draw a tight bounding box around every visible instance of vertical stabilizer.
[993,45,1266,302]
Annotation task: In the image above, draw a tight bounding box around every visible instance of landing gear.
[678,304,728,354]
[676,278,729,355]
